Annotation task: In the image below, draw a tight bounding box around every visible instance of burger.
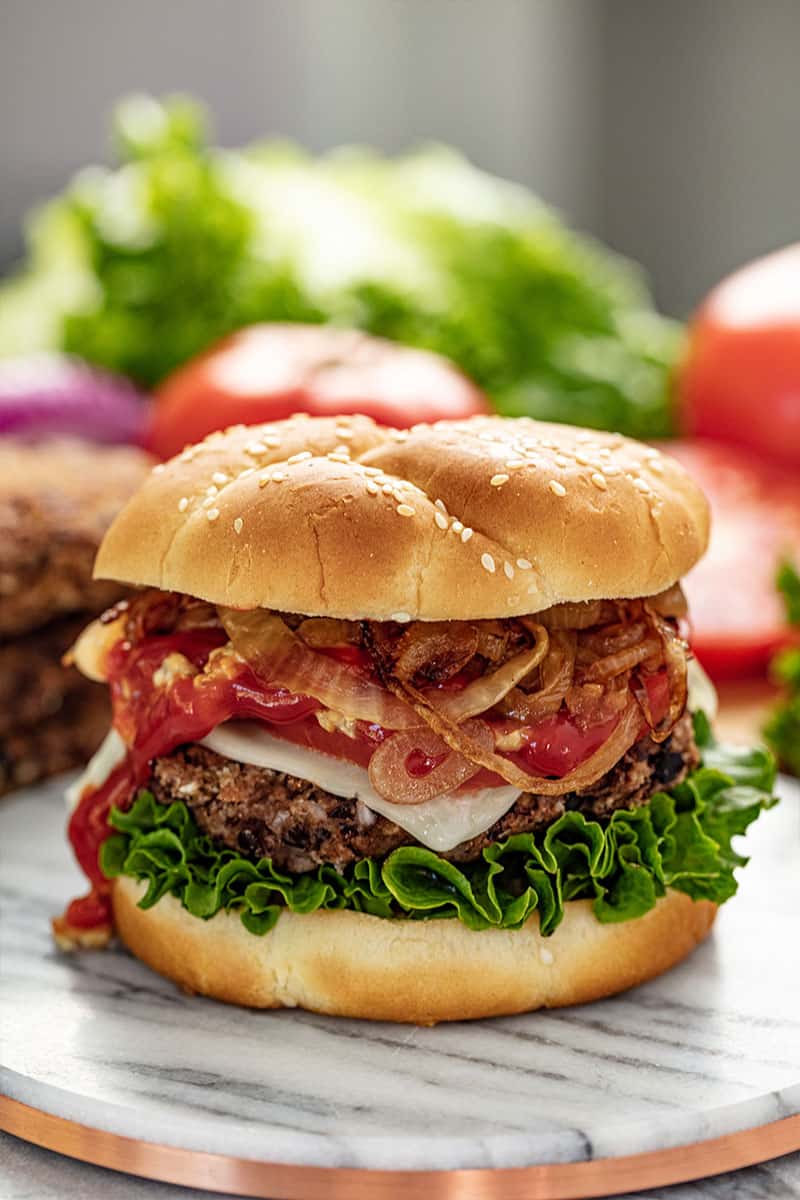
[0,438,151,795]
[56,414,776,1021]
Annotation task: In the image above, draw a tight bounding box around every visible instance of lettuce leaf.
[0,95,680,438]
[101,719,777,937]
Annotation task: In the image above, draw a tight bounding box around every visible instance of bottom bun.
[112,877,716,1024]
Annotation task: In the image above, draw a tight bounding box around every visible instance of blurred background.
[0,0,799,771]
[3,0,800,314]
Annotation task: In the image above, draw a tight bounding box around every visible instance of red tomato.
[680,244,800,469]
[660,439,800,679]
[147,323,490,458]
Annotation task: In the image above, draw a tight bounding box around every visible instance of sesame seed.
[434,498,448,513]
[392,611,411,622]
[258,475,270,488]
[397,504,415,517]
[246,442,267,455]
[365,480,379,495]
[648,459,664,475]
[334,444,350,456]
[516,558,532,570]
[335,427,354,440]
[288,451,312,465]
[604,464,621,476]
[206,508,220,522]
[574,451,594,466]
[212,472,228,485]
[363,466,381,477]
[451,520,464,534]
[591,472,608,490]
[554,455,570,468]
[490,473,510,487]
[233,517,243,535]
[392,430,409,442]
[505,459,525,469]
[152,463,166,475]
[206,485,218,497]
[461,527,473,543]
[272,471,286,483]
[327,452,350,464]
[548,480,567,497]
[434,511,448,530]
[177,497,189,513]
[262,435,280,448]
[201,496,216,508]
[238,467,255,479]
[503,561,514,580]
[382,483,394,495]
[633,477,650,493]
[481,553,496,574]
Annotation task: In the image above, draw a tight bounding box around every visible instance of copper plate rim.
[1,1095,798,1200]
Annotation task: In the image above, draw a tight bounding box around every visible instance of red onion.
[0,354,148,444]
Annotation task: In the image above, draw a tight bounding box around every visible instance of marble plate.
[1,775,799,1178]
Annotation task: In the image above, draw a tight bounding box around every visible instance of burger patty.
[0,680,109,796]
[0,438,150,637]
[149,713,699,873]
[0,614,102,738]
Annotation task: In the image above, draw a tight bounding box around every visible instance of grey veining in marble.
[1,776,799,1174]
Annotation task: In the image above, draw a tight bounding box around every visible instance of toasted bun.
[112,876,716,1024]
[95,415,709,620]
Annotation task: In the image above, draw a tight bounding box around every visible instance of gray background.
[1,0,799,315]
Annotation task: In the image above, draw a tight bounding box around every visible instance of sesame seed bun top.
[94,414,710,620]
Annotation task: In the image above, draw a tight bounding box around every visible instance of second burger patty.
[149,713,699,873]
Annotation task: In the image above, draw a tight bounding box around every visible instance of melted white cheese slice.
[201,722,521,853]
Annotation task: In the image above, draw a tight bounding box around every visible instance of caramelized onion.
[434,624,549,722]
[387,673,644,796]
[220,608,423,730]
[367,721,493,804]
[297,618,360,648]
[648,583,689,620]
[533,600,610,630]
[583,636,662,681]
[496,630,575,722]
[639,604,688,740]
[393,621,479,684]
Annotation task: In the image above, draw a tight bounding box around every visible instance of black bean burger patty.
[149,713,699,873]
[0,681,109,795]
[0,438,151,638]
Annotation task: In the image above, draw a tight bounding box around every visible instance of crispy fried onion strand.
[382,672,644,796]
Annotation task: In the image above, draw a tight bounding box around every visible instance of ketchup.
[405,748,450,778]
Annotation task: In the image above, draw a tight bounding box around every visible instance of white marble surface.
[1,775,799,1178]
